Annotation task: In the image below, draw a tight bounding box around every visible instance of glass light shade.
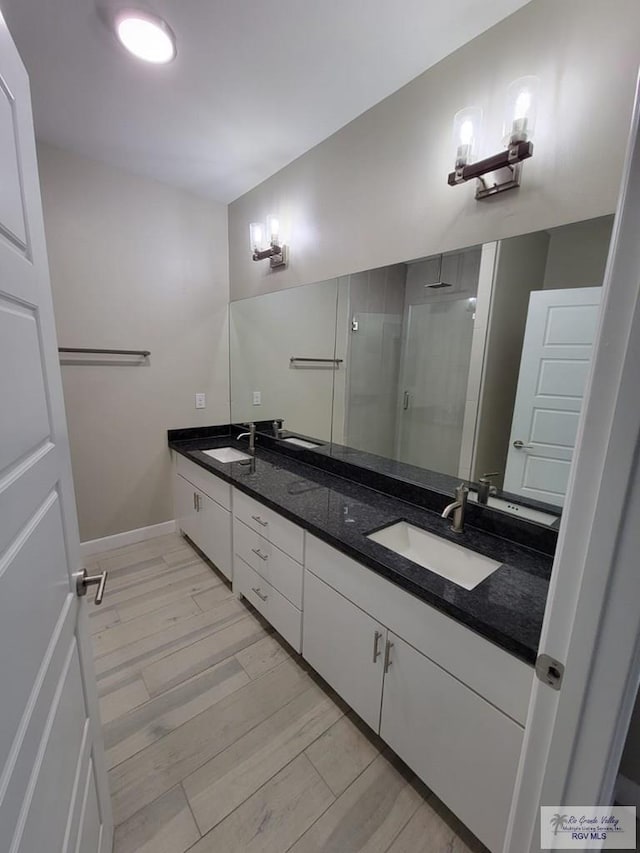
[452,107,482,169]
[266,215,280,245]
[115,12,176,63]
[503,76,539,144]
[249,222,264,252]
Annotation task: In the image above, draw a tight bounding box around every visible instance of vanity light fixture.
[114,9,177,63]
[249,215,288,269]
[448,76,538,199]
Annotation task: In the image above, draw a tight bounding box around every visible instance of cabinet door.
[380,633,523,853]
[194,490,232,581]
[303,570,385,731]
[174,472,198,541]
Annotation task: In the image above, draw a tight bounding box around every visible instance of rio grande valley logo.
[540,806,636,849]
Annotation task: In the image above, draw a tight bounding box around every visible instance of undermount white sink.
[283,437,321,449]
[202,447,252,463]
[367,521,501,590]
[468,491,558,527]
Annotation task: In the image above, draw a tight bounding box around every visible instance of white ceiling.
[2,0,531,202]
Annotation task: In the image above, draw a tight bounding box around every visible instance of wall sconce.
[249,215,288,268]
[448,76,538,199]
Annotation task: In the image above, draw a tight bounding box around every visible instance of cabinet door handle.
[251,514,268,527]
[384,639,394,673]
[251,548,268,561]
[196,493,202,512]
[193,492,197,510]
[251,586,268,602]
[372,630,382,663]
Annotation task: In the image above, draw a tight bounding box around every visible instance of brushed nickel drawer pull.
[251,548,268,561]
[251,514,268,527]
[384,639,394,673]
[251,586,268,602]
[372,630,382,663]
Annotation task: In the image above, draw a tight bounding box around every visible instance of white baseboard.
[80,520,177,560]
[615,773,640,809]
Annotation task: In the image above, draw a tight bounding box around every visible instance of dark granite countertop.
[169,431,552,666]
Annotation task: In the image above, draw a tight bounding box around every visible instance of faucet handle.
[455,482,469,501]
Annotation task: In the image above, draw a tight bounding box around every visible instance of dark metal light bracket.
[252,243,288,269]
[448,140,533,200]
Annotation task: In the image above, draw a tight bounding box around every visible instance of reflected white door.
[0,18,112,853]
[503,287,602,506]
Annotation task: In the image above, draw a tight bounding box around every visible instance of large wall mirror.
[230,214,614,525]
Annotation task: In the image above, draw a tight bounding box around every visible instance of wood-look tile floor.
[87,532,488,853]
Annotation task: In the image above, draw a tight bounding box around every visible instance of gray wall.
[543,216,614,289]
[473,231,550,486]
[38,143,230,542]
[228,0,640,302]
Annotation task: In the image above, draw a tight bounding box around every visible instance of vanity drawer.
[234,557,302,652]
[175,454,231,510]
[233,517,303,608]
[233,489,304,563]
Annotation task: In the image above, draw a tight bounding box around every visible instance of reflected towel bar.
[58,347,150,357]
[289,357,343,365]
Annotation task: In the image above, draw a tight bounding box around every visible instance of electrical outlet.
[253,391,261,406]
[195,393,206,409]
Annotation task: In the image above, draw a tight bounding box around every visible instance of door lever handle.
[513,440,534,450]
[75,568,108,605]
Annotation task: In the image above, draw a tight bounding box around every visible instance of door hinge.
[535,653,564,690]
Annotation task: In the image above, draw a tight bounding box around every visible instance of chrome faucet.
[237,422,256,453]
[442,483,469,534]
[272,419,285,439]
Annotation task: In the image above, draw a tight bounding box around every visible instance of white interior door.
[503,287,602,506]
[504,76,640,853]
[0,17,112,853]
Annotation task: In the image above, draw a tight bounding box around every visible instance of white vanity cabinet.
[171,458,533,851]
[303,533,533,853]
[173,455,232,580]
[379,633,524,853]
[173,465,199,543]
[232,488,304,651]
[303,569,385,731]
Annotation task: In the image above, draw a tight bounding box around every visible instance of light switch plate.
[195,393,206,409]
[253,391,261,405]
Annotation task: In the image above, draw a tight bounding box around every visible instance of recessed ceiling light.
[114,10,176,64]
